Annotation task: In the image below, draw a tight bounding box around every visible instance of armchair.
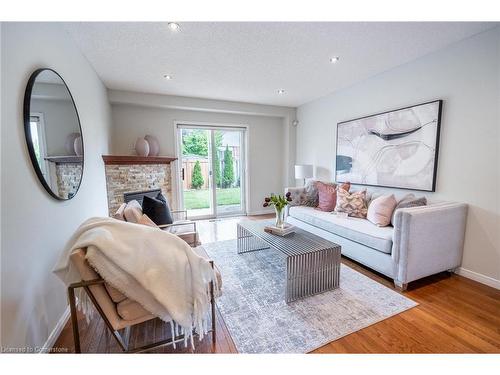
[67,247,217,353]
[158,209,199,247]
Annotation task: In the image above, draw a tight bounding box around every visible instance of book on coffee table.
[264,223,296,236]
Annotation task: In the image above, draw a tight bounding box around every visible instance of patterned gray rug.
[203,239,418,353]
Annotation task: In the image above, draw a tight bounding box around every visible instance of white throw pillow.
[123,200,143,223]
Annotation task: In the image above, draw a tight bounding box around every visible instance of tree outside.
[191,160,204,189]
[223,145,234,188]
[182,129,223,157]
[214,150,222,188]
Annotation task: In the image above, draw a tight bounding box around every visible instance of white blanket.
[53,217,216,346]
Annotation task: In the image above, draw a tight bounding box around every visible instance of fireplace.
[102,155,176,215]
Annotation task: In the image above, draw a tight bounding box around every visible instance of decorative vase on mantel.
[263,192,293,229]
[144,135,160,156]
[65,133,80,155]
[135,137,150,156]
[74,136,83,156]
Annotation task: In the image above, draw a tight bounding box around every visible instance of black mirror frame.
[23,68,84,200]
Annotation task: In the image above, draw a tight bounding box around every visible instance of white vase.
[135,137,150,156]
[65,133,80,155]
[144,135,160,156]
[73,136,83,156]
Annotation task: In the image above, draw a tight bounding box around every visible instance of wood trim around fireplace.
[102,155,177,165]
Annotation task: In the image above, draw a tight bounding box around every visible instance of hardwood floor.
[52,215,500,353]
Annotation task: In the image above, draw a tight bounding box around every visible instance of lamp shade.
[295,164,314,179]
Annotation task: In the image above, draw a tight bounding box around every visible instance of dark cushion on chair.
[142,195,173,225]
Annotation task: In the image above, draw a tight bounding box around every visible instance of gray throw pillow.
[303,180,336,207]
[391,194,427,226]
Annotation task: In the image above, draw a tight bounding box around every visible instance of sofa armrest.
[392,202,468,284]
[158,221,196,233]
[171,210,187,221]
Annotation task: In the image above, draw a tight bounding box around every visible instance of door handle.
[181,168,185,180]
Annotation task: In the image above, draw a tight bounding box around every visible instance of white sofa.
[285,187,468,290]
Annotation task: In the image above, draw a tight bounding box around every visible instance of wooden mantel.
[102,155,177,165]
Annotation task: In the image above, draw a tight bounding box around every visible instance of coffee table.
[237,220,341,303]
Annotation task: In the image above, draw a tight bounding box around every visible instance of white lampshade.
[295,164,314,179]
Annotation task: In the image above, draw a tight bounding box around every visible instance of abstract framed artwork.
[335,100,442,192]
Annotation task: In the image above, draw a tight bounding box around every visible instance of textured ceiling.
[64,22,497,107]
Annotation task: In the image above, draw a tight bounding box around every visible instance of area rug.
[202,239,418,353]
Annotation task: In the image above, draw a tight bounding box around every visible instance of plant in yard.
[222,145,234,188]
[182,129,223,157]
[263,192,293,228]
[214,150,222,188]
[182,129,209,156]
[191,160,204,189]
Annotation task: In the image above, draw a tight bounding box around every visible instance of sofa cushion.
[105,283,128,303]
[288,206,393,254]
[116,298,152,321]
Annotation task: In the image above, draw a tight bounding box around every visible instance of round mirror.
[23,69,84,200]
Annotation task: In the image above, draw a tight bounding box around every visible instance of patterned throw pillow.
[339,182,351,192]
[303,180,348,207]
[390,194,427,226]
[315,181,337,211]
[335,188,368,218]
[367,194,397,227]
[285,187,308,206]
[303,180,320,206]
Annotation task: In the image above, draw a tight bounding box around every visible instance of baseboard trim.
[38,306,70,353]
[455,267,500,290]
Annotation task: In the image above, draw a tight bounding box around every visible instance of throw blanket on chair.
[53,217,217,347]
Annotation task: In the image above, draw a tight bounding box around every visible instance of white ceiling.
[64,22,497,107]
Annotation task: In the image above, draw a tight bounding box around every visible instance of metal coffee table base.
[237,223,341,303]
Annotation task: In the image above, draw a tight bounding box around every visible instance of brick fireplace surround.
[102,155,176,215]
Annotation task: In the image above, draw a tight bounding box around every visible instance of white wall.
[109,91,296,214]
[296,27,500,285]
[1,23,112,349]
[30,98,81,156]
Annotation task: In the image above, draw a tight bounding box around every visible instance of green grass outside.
[183,187,241,209]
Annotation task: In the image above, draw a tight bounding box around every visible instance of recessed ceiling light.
[330,56,340,63]
[168,22,180,32]
[277,89,285,95]
[163,74,173,80]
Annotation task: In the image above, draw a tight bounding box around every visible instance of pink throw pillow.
[315,181,337,211]
[367,194,397,227]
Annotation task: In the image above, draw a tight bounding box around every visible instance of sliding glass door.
[177,124,246,219]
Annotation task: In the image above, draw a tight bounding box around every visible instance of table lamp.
[295,164,313,186]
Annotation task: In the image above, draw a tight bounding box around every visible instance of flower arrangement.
[263,192,293,228]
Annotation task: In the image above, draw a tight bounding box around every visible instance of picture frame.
[335,100,443,192]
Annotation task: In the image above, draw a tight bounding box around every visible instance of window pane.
[30,121,43,168]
